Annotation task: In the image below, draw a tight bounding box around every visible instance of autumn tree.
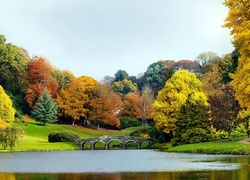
[0,85,15,124]
[25,56,59,108]
[202,66,242,138]
[119,93,142,119]
[89,82,122,128]
[209,85,242,138]
[152,70,208,135]
[52,69,75,90]
[172,60,201,73]
[57,76,97,125]
[223,0,250,112]
[31,90,58,125]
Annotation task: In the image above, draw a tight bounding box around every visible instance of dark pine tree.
[31,90,58,125]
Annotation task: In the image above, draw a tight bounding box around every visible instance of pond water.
[0,150,250,179]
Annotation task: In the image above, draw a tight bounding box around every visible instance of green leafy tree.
[218,49,239,83]
[52,68,75,90]
[144,60,169,96]
[114,69,129,82]
[172,96,211,146]
[0,35,30,115]
[112,79,139,97]
[31,90,58,125]
[0,85,15,124]
[0,35,30,90]
[152,70,207,135]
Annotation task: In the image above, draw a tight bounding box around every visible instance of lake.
[0,150,249,179]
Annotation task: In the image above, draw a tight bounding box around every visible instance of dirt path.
[240,138,250,144]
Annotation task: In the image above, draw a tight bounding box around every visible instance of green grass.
[2,119,137,152]
[166,138,250,155]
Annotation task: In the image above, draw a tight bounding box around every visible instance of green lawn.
[166,138,250,155]
[4,119,137,152]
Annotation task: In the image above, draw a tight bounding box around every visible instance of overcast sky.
[0,0,233,81]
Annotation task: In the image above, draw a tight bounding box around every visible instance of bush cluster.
[119,117,141,129]
[48,131,80,142]
[129,125,158,139]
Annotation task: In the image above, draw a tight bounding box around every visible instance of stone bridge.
[75,136,155,150]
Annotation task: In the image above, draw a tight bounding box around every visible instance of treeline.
[0,25,248,145]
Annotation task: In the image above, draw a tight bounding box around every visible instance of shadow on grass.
[28,122,46,126]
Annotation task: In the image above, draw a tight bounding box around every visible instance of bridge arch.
[124,140,139,149]
[93,140,106,150]
[107,139,123,150]
[82,142,91,150]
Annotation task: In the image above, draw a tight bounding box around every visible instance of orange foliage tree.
[25,56,58,108]
[90,82,122,128]
[56,76,97,125]
[120,93,142,119]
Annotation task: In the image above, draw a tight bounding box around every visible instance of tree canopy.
[57,76,97,125]
[152,70,208,134]
[25,56,58,108]
[0,85,15,124]
[224,0,250,112]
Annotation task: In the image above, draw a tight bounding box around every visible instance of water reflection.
[0,150,249,179]
[1,170,250,180]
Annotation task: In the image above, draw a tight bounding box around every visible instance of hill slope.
[9,119,135,151]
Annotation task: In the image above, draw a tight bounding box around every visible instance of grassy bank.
[3,119,136,152]
[165,138,250,155]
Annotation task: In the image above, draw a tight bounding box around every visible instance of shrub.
[172,128,213,146]
[129,125,158,139]
[231,124,247,138]
[0,127,23,150]
[48,131,80,142]
[182,128,212,143]
[119,117,141,129]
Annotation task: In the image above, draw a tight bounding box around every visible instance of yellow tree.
[0,85,15,124]
[152,70,208,134]
[56,76,97,125]
[224,0,250,111]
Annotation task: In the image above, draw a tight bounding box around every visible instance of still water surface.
[0,150,250,179]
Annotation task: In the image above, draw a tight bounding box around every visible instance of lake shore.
[1,120,249,155]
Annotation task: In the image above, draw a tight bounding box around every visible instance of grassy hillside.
[6,119,136,152]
